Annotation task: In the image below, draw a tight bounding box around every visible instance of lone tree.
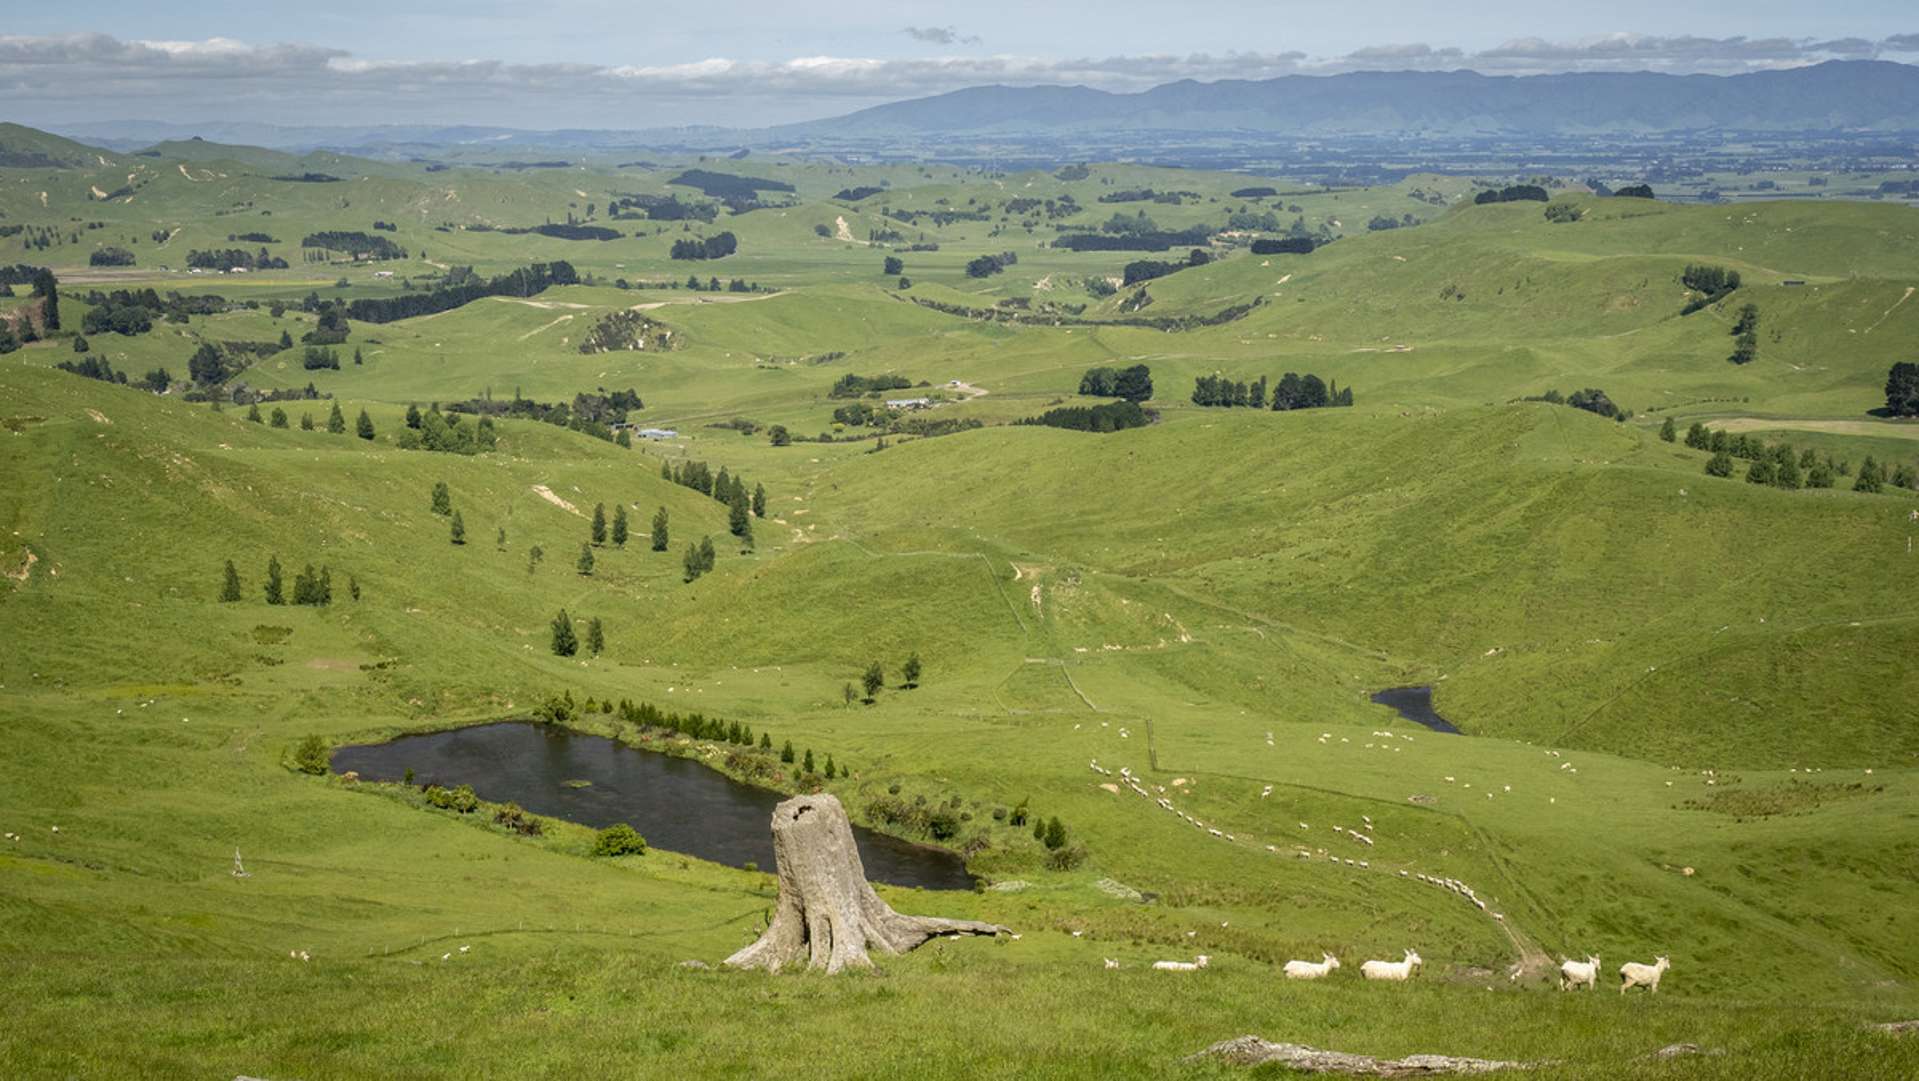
[1888,361,1919,418]
[220,560,243,602]
[326,401,346,434]
[587,617,605,655]
[356,409,374,440]
[577,543,596,576]
[431,481,451,516]
[861,661,884,702]
[591,502,608,545]
[752,483,766,518]
[902,652,922,688]
[612,504,629,547]
[1659,417,1676,443]
[722,793,1006,974]
[450,511,466,545]
[264,555,284,605]
[651,506,669,551]
[551,610,578,656]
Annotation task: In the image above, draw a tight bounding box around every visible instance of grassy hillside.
[4,138,1918,1079]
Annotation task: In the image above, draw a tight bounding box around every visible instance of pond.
[332,721,976,891]
[1369,686,1462,734]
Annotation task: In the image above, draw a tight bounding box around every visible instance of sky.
[3,1,1917,130]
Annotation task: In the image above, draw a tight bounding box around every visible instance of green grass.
[3,141,1919,1079]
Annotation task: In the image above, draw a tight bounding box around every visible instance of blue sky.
[4,2,1916,128]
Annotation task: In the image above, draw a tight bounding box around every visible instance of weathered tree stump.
[723,793,1006,974]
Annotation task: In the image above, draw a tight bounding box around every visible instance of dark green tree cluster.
[346,262,576,323]
[397,403,496,455]
[1685,423,1910,493]
[682,536,717,582]
[1680,264,1741,314]
[289,563,334,605]
[661,459,766,520]
[1887,362,1919,418]
[1021,400,1150,433]
[1729,303,1760,365]
[1473,184,1549,204]
[1193,372,1352,410]
[669,232,738,260]
[1076,364,1154,402]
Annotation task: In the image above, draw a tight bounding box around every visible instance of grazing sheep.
[1104,958,1120,970]
[1154,955,1210,972]
[1559,955,1601,991]
[1619,956,1670,994]
[1284,953,1341,980]
[1361,950,1422,981]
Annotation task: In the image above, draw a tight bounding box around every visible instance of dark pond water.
[332,722,975,891]
[1369,686,1463,734]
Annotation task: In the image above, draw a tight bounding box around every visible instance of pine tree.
[803,748,816,774]
[1854,456,1885,493]
[862,661,884,701]
[780,740,795,763]
[220,560,243,602]
[577,543,595,575]
[651,506,669,551]
[591,503,607,545]
[349,575,360,601]
[300,412,314,431]
[406,403,422,429]
[318,566,333,605]
[728,492,750,537]
[612,504,628,547]
[1043,817,1067,850]
[270,407,288,428]
[902,652,922,688]
[752,483,766,518]
[660,461,672,481]
[1659,417,1677,443]
[824,754,836,778]
[356,409,374,440]
[326,401,346,434]
[759,732,772,750]
[431,481,451,515]
[698,536,716,572]
[450,511,466,545]
[550,610,578,656]
[246,403,262,423]
[1705,451,1735,478]
[587,618,604,655]
[264,556,284,605]
[353,346,364,366]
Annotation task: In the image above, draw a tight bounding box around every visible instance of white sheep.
[1360,949,1422,981]
[1284,953,1340,980]
[1153,955,1210,972]
[1558,955,1600,991]
[1619,956,1670,994]
[1104,958,1120,970]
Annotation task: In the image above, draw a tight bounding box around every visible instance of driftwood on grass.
[1188,1035,1536,1076]
[723,793,1006,974]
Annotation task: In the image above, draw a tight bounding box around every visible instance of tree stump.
[723,793,1006,973]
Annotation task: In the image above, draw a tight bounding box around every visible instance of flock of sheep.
[1139,948,1673,993]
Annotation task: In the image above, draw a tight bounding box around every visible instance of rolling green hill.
[3,131,1918,1079]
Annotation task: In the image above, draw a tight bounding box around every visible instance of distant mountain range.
[781,61,1919,139]
[29,60,1919,156]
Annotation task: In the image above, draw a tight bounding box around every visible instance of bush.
[493,802,543,836]
[425,784,479,813]
[293,735,330,775]
[1045,843,1089,871]
[593,822,648,856]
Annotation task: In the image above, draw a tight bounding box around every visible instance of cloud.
[2,31,1916,128]
[902,26,980,47]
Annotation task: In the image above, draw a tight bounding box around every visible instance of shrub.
[425,784,479,813]
[293,735,330,775]
[592,822,648,856]
[1045,843,1089,871]
[493,802,543,836]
